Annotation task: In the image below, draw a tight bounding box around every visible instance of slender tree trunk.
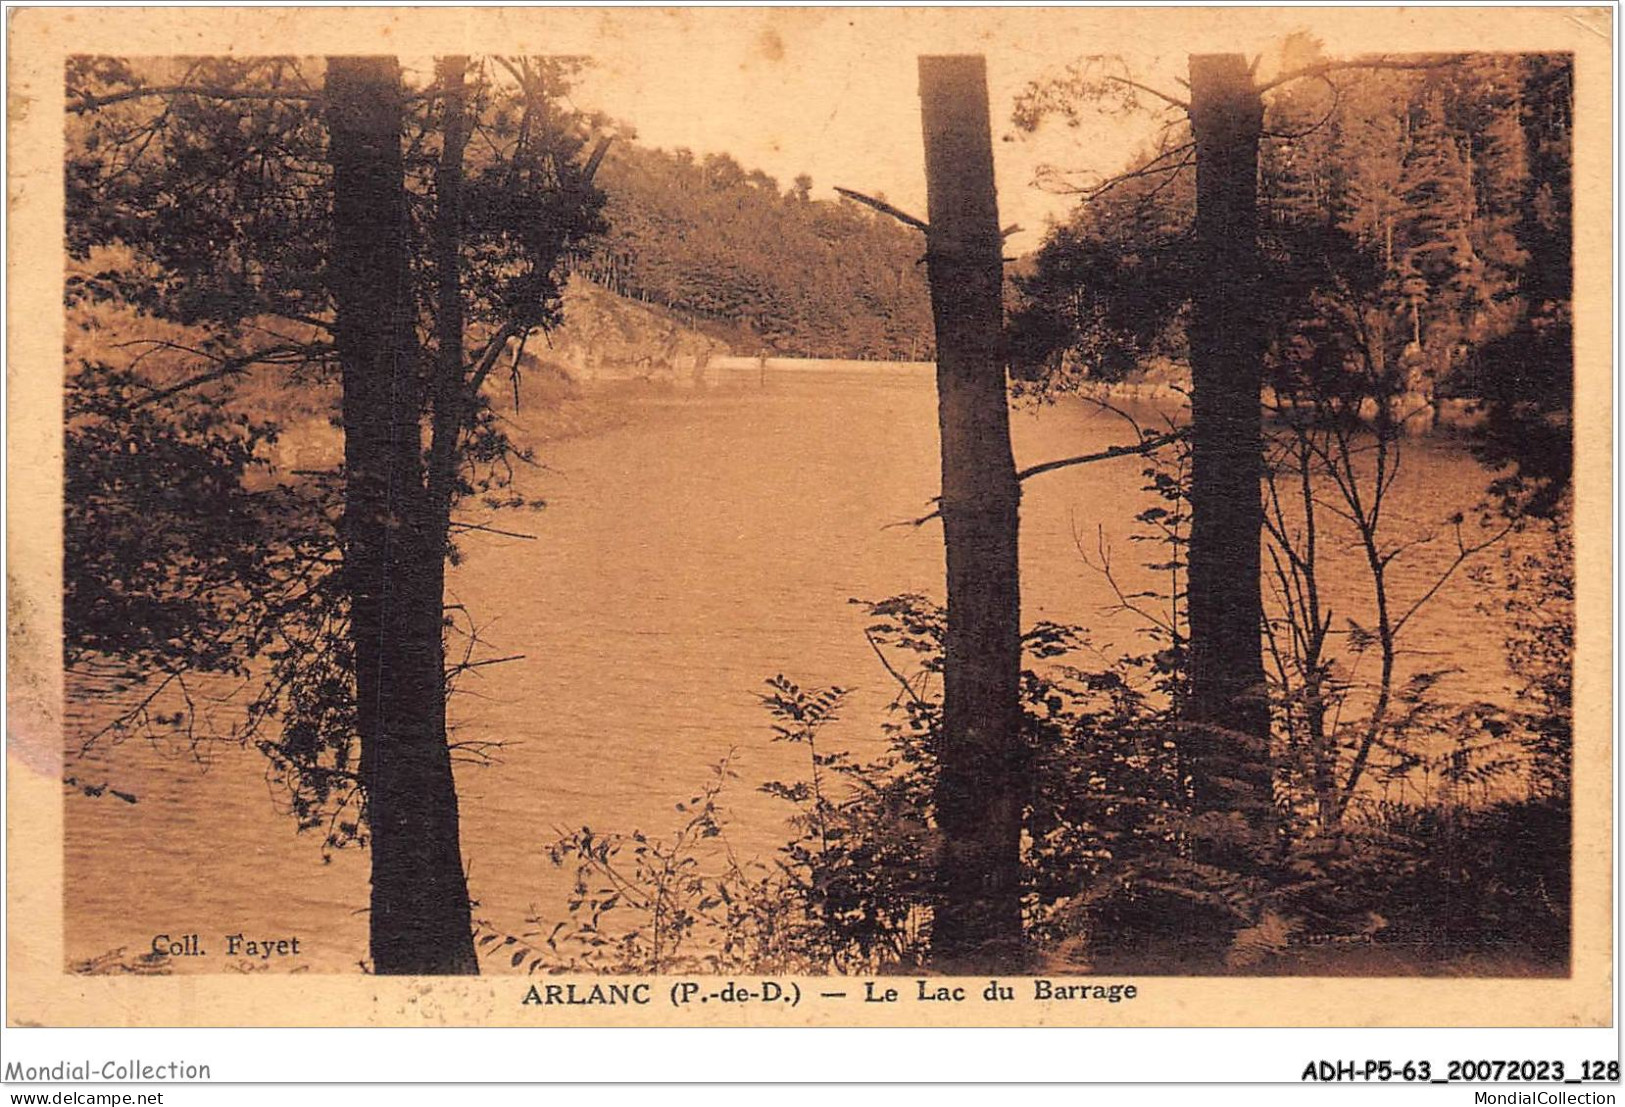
[326,56,478,975]
[1183,54,1274,869]
[917,55,1026,971]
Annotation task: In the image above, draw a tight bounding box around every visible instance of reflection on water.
[63,368,1523,972]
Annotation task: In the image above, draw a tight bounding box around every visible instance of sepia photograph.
[5,5,1613,1039]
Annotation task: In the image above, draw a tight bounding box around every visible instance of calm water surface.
[63,368,1520,972]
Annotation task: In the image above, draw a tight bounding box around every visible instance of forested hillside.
[1010,44,1571,501]
[576,143,935,359]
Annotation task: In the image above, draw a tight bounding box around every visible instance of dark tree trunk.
[1183,54,1274,868]
[326,56,478,975]
[917,55,1026,971]
[427,56,471,522]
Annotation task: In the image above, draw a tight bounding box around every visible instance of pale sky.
[558,8,1418,253]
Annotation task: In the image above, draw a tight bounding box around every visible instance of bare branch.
[465,320,525,403]
[581,135,614,182]
[1255,53,1470,96]
[1263,75,1342,141]
[1392,520,1516,639]
[1075,522,1175,636]
[70,85,322,114]
[883,495,944,529]
[896,426,1188,528]
[448,521,539,541]
[71,78,482,117]
[450,654,526,672]
[1033,140,1194,200]
[863,630,930,710]
[120,342,322,409]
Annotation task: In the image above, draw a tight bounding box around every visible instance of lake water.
[63,366,1529,972]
